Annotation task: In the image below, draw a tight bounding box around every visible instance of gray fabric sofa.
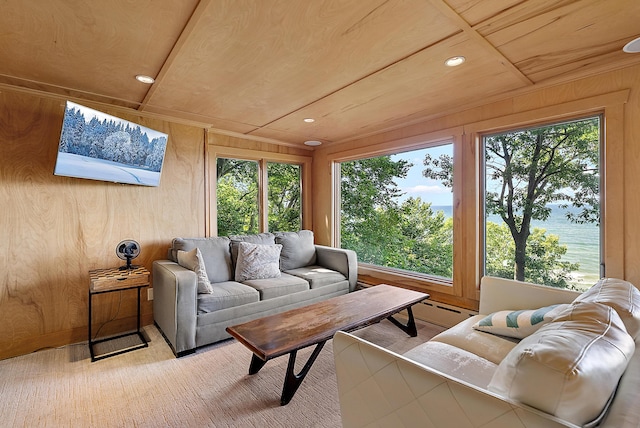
[153,230,358,357]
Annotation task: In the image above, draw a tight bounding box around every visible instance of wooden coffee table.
[226,284,429,405]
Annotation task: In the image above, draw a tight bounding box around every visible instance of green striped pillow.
[473,304,568,339]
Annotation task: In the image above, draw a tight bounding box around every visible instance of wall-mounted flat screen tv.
[54,101,168,186]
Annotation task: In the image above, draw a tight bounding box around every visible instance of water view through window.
[340,144,454,279]
[427,205,599,287]
[483,117,601,290]
[340,118,601,291]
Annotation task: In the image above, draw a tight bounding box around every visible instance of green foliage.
[485,119,600,225]
[216,158,259,236]
[485,222,579,288]
[424,117,600,285]
[397,198,453,277]
[216,159,302,236]
[340,156,453,278]
[267,162,301,232]
[341,155,410,221]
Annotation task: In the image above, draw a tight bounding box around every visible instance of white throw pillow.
[488,301,635,426]
[473,304,568,339]
[177,248,213,294]
[234,241,282,282]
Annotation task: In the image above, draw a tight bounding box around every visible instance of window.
[215,155,305,236]
[339,144,454,279]
[268,162,301,232]
[216,158,259,236]
[483,117,601,290]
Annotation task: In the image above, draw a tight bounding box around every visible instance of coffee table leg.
[249,353,267,375]
[387,306,418,337]
[281,340,326,406]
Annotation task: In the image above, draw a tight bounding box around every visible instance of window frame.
[266,161,303,232]
[466,90,628,298]
[338,143,455,278]
[332,128,464,298]
[216,157,261,235]
[327,90,627,303]
[479,115,603,287]
[207,146,312,236]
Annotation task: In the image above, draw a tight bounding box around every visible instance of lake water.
[432,205,600,288]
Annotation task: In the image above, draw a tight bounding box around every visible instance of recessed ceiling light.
[135,75,155,84]
[304,140,322,146]
[623,36,640,53]
[303,118,315,123]
[444,56,466,67]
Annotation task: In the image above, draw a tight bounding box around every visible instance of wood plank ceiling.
[1,0,639,148]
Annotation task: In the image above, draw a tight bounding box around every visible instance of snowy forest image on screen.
[54,101,168,186]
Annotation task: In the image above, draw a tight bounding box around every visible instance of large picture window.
[483,117,601,290]
[327,93,624,303]
[339,144,454,279]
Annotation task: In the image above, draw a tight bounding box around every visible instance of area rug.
[0,319,444,427]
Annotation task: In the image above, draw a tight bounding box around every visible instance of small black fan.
[116,239,140,270]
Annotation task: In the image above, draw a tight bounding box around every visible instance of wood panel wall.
[313,64,640,309]
[3,64,640,360]
[0,90,205,360]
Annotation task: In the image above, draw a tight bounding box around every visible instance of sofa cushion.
[488,301,636,427]
[242,272,309,300]
[197,281,260,314]
[275,230,317,270]
[171,237,233,283]
[229,232,276,267]
[284,265,346,289]
[234,241,282,282]
[430,315,519,365]
[403,341,498,388]
[574,277,640,339]
[472,304,568,339]
[177,248,213,294]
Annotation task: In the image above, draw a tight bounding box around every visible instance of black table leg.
[249,353,267,375]
[88,290,95,361]
[387,306,418,337]
[280,341,327,405]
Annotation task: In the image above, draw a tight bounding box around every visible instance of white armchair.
[333,277,640,428]
[333,330,577,428]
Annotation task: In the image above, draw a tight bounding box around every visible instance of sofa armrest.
[152,260,198,356]
[315,245,358,292]
[479,276,580,314]
[333,331,579,428]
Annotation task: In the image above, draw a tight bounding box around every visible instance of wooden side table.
[88,266,150,361]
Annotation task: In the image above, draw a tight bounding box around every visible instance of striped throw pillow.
[473,304,568,339]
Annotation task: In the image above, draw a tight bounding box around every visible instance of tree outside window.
[216,158,259,236]
[340,144,454,279]
[216,158,303,236]
[268,162,301,232]
[484,118,600,288]
[424,117,601,289]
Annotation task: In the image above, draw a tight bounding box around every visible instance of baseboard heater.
[356,282,478,328]
[412,300,478,328]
